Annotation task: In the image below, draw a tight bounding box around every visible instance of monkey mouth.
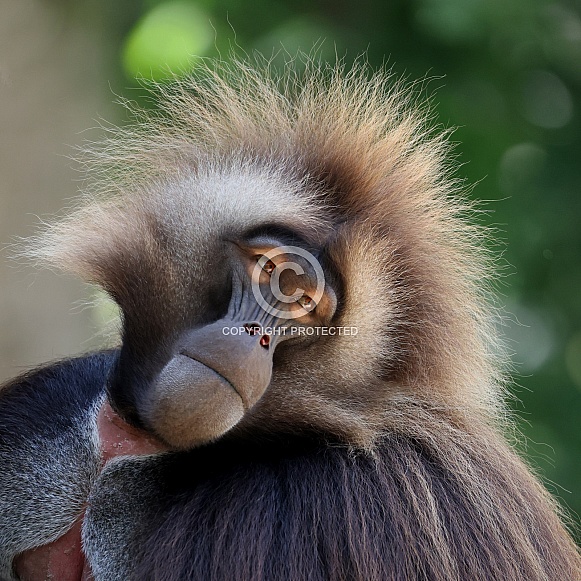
[178,351,248,410]
[13,400,168,581]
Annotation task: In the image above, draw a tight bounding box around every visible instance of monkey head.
[29,61,500,451]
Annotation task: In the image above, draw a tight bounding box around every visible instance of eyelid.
[297,295,316,311]
[261,258,276,275]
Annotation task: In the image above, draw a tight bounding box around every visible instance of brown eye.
[262,259,276,275]
[297,295,315,311]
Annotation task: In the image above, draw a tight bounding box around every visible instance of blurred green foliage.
[122,1,214,79]
[59,0,581,534]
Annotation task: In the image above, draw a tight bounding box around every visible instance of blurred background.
[1,0,580,537]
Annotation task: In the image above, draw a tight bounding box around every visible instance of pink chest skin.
[13,401,168,581]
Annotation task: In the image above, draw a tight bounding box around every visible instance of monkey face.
[139,235,338,449]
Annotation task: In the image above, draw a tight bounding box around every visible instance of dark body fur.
[0,354,111,440]
[130,430,579,581]
[1,354,578,580]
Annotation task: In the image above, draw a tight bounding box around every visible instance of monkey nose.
[243,322,261,335]
[243,322,271,349]
[177,319,275,406]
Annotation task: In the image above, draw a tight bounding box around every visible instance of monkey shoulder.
[0,351,114,439]
[0,352,114,580]
[86,429,578,581]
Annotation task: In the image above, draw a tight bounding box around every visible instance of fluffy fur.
[7,57,580,579]
[30,59,503,441]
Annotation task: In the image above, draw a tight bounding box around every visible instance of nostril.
[259,334,270,349]
[244,323,261,336]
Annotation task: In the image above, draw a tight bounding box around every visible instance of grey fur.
[0,396,102,580]
[82,456,167,581]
